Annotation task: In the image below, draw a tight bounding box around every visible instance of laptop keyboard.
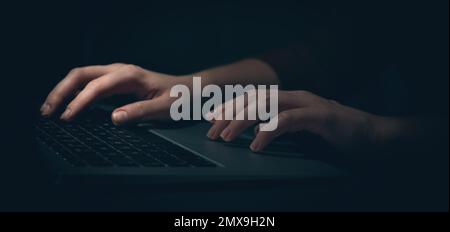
[35,117,217,168]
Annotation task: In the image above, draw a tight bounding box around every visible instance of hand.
[207,90,381,152]
[40,63,191,125]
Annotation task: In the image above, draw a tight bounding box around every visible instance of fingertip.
[112,110,128,125]
[207,125,224,140]
[111,116,120,126]
[40,102,52,116]
[250,141,261,152]
[60,108,72,121]
[220,127,232,141]
[206,127,217,140]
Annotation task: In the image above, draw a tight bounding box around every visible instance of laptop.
[35,104,347,184]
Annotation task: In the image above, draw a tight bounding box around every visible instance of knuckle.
[285,91,296,97]
[276,112,291,130]
[328,99,340,106]
[121,64,141,74]
[69,67,83,76]
[136,101,146,110]
[295,90,311,97]
[110,63,124,68]
[124,102,144,117]
[279,91,299,102]
[131,102,146,117]
[85,79,101,91]
[277,111,291,122]
[48,91,63,103]
[277,112,293,131]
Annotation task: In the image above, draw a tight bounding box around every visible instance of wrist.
[370,115,405,147]
[179,71,214,86]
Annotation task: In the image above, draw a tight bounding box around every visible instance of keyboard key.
[74,150,112,167]
[36,116,218,168]
[36,134,87,167]
[152,151,190,167]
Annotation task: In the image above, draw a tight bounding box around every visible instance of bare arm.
[181,58,280,88]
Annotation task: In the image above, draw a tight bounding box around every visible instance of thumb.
[111,98,168,125]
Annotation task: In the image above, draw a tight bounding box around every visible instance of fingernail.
[112,111,128,124]
[207,127,217,140]
[60,108,72,120]
[250,142,260,152]
[40,103,51,115]
[220,128,232,141]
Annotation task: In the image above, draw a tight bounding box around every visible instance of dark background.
[0,0,448,211]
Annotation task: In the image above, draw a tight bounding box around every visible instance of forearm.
[180,59,279,88]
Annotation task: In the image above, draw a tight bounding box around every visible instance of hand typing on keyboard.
[39,60,286,152]
[40,63,193,125]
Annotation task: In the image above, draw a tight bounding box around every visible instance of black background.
[0,0,448,212]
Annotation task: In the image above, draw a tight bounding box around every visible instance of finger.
[219,88,279,141]
[207,118,231,140]
[207,90,258,140]
[60,68,135,121]
[207,91,256,141]
[254,124,260,135]
[250,108,314,152]
[220,101,259,142]
[287,90,322,108]
[112,97,169,125]
[210,89,257,120]
[41,64,119,116]
[205,95,244,139]
[205,102,227,139]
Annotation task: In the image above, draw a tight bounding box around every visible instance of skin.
[41,59,431,153]
[206,89,381,152]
